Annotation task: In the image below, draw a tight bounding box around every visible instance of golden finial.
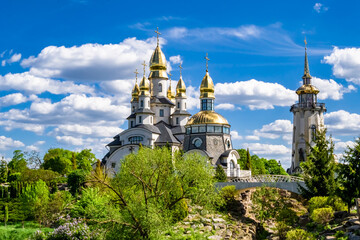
[134,69,139,83]
[141,61,147,76]
[155,27,161,46]
[204,53,210,72]
[168,71,172,89]
[179,63,183,77]
[304,37,307,50]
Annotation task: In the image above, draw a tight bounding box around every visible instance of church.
[102,29,247,177]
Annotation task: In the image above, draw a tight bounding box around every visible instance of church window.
[193,138,202,148]
[160,109,164,117]
[177,102,180,109]
[140,100,144,108]
[223,127,230,134]
[148,100,150,107]
[176,117,179,125]
[131,121,134,128]
[132,106,135,113]
[199,126,206,133]
[158,83,162,92]
[227,140,231,148]
[186,127,191,134]
[128,136,143,144]
[192,127,199,133]
[139,116,142,124]
[214,126,222,133]
[201,99,213,111]
[111,162,116,168]
[207,126,214,133]
[311,125,317,141]
[150,116,152,124]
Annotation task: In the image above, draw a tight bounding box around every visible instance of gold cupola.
[148,28,168,79]
[131,69,140,102]
[186,111,229,126]
[176,63,186,97]
[139,62,150,96]
[200,70,215,99]
[167,72,175,100]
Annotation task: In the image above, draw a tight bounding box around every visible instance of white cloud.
[215,79,297,110]
[51,124,123,138]
[325,110,360,135]
[216,103,235,110]
[0,93,37,107]
[311,77,355,100]
[243,142,291,156]
[313,3,328,13]
[323,47,360,84]
[335,141,356,152]
[0,72,94,95]
[0,136,24,150]
[230,130,243,140]
[254,119,292,141]
[9,53,21,63]
[245,135,260,141]
[21,37,158,81]
[169,55,183,65]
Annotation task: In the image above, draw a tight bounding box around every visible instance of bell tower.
[289,39,326,174]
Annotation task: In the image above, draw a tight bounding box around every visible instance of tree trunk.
[356,198,360,220]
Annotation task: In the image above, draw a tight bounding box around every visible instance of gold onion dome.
[200,71,215,99]
[131,83,140,102]
[149,45,168,79]
[176,76,186,97]
[296,84,319,95]
[186,111,229,126]
[167,85,175,100]
[139,75,150,96]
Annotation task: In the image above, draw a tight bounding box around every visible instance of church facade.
[102,31,247,177]
[288,45,326,174]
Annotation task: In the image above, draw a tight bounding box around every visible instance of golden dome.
[149,45,168,79]
[167,85,175,100]
[186,111,229,126]
[176,76,186,97]
[139,75,150,96]
[296,84,319,95]
[131,83,140,102]
[200,71,215,99]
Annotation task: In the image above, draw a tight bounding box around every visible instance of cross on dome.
[204,53,210,72]
[155,27,161,46]
[141,61,147,76]
[134,69,139,83]
[179,63,183,77]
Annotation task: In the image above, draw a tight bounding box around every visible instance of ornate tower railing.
[231,175,304,183]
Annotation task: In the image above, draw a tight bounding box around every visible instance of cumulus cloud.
[325,110,360,135]
[335,141,356,152]
[230,130,243,140]
[313,3,328,13]
[323,47,360,84]
[215,79,297,110]
[243,143,291,156]
[245,135,260,141]
[21,37,158,81]
[0,93,37,107]
[1,53,22,66]
[216,103,235,110]
[0,136,24,150]
[169,55,183,65]
[254,119,292,140]
[311,77,356,100]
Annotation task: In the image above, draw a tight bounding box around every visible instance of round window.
[194,138,202,148]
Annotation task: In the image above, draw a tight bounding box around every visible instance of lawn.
[0,222,52,240]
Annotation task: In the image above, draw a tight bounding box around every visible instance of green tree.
[67,169,88,196]
[237,149,247,169]
[251,155,268,175]
[299,129,336,198]
[25,150,43,169]
[20,180,50,225]
[8,150,27,174]
[76,149,96,172]
[4,204,8,226]
[265,159,288,175]
[337,137,360,213]
[91,147,218,239]
[0,159,8,183]
[214,164,227,182]
[245,148,251,170]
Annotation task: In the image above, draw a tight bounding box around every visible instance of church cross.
[204,53,210,71]
[168,72,172,89]
[179,63,183,77]
[134,69,139,83]
[141,61,147,76]
[155,27,161,46]
[304,37,307,50]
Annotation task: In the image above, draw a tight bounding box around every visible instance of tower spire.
[303,37,311,83]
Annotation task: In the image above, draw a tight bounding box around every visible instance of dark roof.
[107,137,121,147]
[154,121,180,144]
[171,125,185,135]
[220,150,233,158]
[171,110,191,116]
[134,124,161,134]
[151,96,175,106]
[127,113,136,119]
[136,108,155,114]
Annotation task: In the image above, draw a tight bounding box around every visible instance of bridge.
[216,175,306,194]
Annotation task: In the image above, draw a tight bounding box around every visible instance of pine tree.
[4,204,8,226]
[214,164,227,182]
[245,148,251,170]
[337,138,360,213]
[72,152,77,170]
[299,129,336,198]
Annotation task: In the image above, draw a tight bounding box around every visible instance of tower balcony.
[290,102,326,112]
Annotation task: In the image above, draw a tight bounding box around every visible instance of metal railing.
[291,103,325,109]
[231,175,304,183]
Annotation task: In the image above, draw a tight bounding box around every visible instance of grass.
[0,222,52,240]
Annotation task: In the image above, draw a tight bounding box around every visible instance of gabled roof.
[134,124,161,134]
[154,121,180,144]
[171,110,191,116]
[151,96,175,106]
[127,113,136,119]
[136,108,155,114]
[171,125,185,135]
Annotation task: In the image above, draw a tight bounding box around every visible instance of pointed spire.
[167,71,175,100]
[176,64,186,98]
[139,61,150,96]
[131,69,140,102]
[302,37,312,83]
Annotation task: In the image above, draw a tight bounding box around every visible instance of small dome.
[131,83,140,102]
[200,71,215,99]
[139,75,150,96]
[167,85,175,100]
[186,111,229,126]
[149,45,168,79]
[296,84,319,95]
[176,76,186,97]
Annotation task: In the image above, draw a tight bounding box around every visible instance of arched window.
[138,116,142,124]
[311,125,317,141]
[176,117,179,125]
[132,106,135,113]
[177,102,180,109]
[140,100,144,108]
[158,83,162,92]
[128,136,143,144]
[160,109,164,117]
[229,161,234,177]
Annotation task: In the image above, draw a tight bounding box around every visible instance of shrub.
[276,221,290,240]
[308,196,347,213]
[286,229,314,240]
[67,170,87,196]
[214,165,227,182]
[311,207,334,225]
[218,185,237,210]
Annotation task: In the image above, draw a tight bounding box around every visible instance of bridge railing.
[231,175,304,183]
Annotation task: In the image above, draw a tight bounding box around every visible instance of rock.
[203,226,212,232]
[334,211,349,219]
[208,235,222,240]
[191,223,203,230]
[213,223,226,230]
[212,218,226,223]
[225,229,232,238]
[324,236,336,240]
[347,225,360,231]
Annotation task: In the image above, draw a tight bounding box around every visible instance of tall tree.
[214,164,227,182]
[337,138,360,213]
[299,129,336,198]
[245,148,251,170]
[8,150,27,173]
[0,159,8,183]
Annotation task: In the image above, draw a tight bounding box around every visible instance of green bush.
[327,196,347,212]
[286,229,314,240]
[67,170,87,196]
[308,196,329,213]
[214,165,227,182]
[218,185,237,210]
[311,207,334,225]
[276,221,290,240]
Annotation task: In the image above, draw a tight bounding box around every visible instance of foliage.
[25,151,43,169]
[214,165,227,182]
[91,147,218,239]
[337,137,360,213]
[218,185,237,210]
[308,196,347,213]
[0,222,52,240]
[265,159,288,175]
[310,207,334,225]
[20,180,50,224]
[299,129,336,198]
[0,199,27,222]
[0,159,8,183]
[67,170,88,196]
[8,150,28,174]
[286,229,314,240]
[251,186,281,223]
[4,204,8,226]
[7,172,21,182]
[276,221,290,240]
[245,148,251,170]
[20,169,60,184]
[250,155,268,175]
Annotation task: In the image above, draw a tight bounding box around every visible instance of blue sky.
[0,0,359,169]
